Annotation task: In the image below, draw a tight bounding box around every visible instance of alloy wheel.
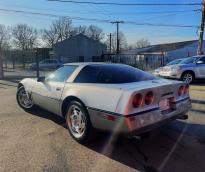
[17,88,34,109]
[182,73,193,84]
[67,105,86,139]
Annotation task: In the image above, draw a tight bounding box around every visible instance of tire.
[65,101,94,143]
[181,72,194,84]
[16,86,35,111]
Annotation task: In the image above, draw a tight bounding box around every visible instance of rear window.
[74,64,156,84]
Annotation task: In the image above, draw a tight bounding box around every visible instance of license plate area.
[159,97,175,114]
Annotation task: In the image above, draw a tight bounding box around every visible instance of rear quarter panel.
[61,83,123,112]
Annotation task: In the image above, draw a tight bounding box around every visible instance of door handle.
[56,87,61,91]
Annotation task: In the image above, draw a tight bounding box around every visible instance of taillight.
[178,85,184,96]
[145,91,154,105]
[106,115,115,121]
[132,93,143,108]
[184,84,189,94]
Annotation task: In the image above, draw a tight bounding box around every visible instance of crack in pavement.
[127,137,158,172]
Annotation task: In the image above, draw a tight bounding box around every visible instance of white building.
[126,40,205,62]
[122,40,205,69]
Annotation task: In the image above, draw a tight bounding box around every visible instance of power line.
[0,8,112,23]
[47,0,202,6]
[0,8,199,29]
[0,3,200,16]
[125,21,198,28]
[110,9,201,16]
[139,10,201,22]
[117,9,201,15]
[83,0,112,20]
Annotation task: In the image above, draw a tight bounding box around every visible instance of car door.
[32,66,77,115]
[196,57,205,78]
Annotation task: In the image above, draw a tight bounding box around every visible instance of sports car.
[16,63,191,143]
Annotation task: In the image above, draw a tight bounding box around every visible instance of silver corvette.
[16,63,191,143]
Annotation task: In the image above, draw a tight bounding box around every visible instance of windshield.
[179,57,201,64]
[74,64,157,84]
[167,59,183,65]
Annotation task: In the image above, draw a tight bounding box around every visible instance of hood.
[177,63,196,68]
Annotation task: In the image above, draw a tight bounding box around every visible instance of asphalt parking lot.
[0,78,205,172]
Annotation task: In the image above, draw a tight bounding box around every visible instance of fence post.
[0,49,4,79]
[35,49,40,78]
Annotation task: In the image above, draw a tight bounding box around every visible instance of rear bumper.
[88,97,191,134]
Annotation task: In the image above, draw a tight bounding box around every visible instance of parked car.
[16,63,191,143]
[160,55,205,83]
[29,59,63,70]
[153,58,184,76]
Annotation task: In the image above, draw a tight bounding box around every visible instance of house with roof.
[123,40,205,69]
[138,40,203,61]
[53,34,107,63]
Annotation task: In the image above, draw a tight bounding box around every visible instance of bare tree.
[106,31,128,53]
[54,17,73,41]
[42,17,73,47]
[42,26,59,47]
[12,24,38,68]
[0,25,10,50]
[135,38,150,48]
[86,25,104,41]
[73,25,87,35]
[0,24,10,77]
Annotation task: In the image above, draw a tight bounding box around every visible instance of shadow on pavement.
[85,120,205,172]
[191,99,205,105]
[26,107,205,172]
[191,80,205,86]
[27,107,66,128]
[191,109,205,114]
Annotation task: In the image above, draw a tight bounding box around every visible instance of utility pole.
[111,21,124,54]
[109,33,112,54]
[108,33,112,62]
[197,0,205,55]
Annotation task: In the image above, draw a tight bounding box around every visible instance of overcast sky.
[0,0,202,45]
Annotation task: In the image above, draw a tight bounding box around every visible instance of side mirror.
[196,60,204,64]
[37,76,45,82]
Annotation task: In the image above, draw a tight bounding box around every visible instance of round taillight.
[145,91,154,105]
[178,86,184,96]
[184,84,189,94]
[132,93,143,108]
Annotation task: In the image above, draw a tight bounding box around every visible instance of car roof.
[64,62,110,67]
[191,55,205,58]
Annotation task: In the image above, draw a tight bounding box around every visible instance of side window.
[40,60,46,64]
[200,57,205,63]
[46,66,77,82]
[44,60,50,64]
[48,60,53,63]
[74,66,100,83]
[49,59,57,63]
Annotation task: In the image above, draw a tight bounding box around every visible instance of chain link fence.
[2,51,168,80]
[104,53,167,71]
